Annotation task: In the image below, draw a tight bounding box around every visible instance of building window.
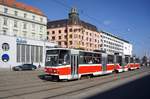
[79,35,81,39]
[90,44,92,47]
[69,34,72,38]
[40,46,43,62]
[4,8,8,14]
[24,13,27,18]
[39,34,43,39]
[58,42,61,45]
[64,35,67,39]
[14,20,18,27]
[40,18,43,22]
[14,11,18,16]
[40,25,43,32]
[86,32,88,35]
[52,36,55,40]
[86,37,88,41]
[32,24,35,30]
[69,28,72,32]
[59,36,61,39]
[51,25,54,28]
[82,36,83,40]
[69,41,72,45]
[21,45,25,62]
[3,18,8,26]
[31,45,34,62]
[23,23,27,29]
[64,42,67,45]
[90,38,91,42]
[32,33,35,38]
[17,44,21,62]
[26,45,30,62]
[3,29,7,35]
[59,30,61,33]
[64,29,67,33]
[82,42,84,46]
[95,39,97,42]
[23,31,27,37]
[13,29,18,36]
[32,15,35,20]
[47,31,49,35]
[52,31,55,34]
[57,24,60,27]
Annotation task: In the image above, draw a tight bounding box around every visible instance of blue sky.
[17,0,150,57]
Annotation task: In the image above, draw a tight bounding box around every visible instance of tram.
[44,48,140,80]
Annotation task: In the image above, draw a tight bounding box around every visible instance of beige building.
[47,8,100,51]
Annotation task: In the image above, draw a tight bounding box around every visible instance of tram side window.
[108,55,114,64]
[79,52,101,64]
[130,58,134,63]
[135,58,140,63]
[80,52,93,64]
[125,57,129,64]
[116,56,122,65]
[93,53,101,64]
[79,55,84,64]
[59,50,70,65]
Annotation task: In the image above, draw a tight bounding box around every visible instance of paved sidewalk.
[0,68,12,71]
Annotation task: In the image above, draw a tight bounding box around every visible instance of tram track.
[44,68,150,99]
[0,67,149,99]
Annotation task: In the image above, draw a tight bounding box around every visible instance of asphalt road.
[0,66,150,99]
[87,73,150,99]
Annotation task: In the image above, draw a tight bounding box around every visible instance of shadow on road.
[86,74,150,99]
[38,74,53,81]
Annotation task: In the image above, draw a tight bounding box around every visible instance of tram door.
[101,53,107,71]
[125,56,130,65]
[70,50,79,79]
[122,55,125,67]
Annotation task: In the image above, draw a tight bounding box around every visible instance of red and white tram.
[44,48,140,80]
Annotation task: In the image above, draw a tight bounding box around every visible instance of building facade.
[0,0,47,40]
[123,41,132,56]
[100,31,132,56]
[0,0,57,68]
[47,8,101,51]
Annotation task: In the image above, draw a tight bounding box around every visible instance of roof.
[47,19,98,32]
[0,0,44,16]
[47,19,68,28]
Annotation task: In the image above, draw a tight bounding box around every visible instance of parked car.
[13,64,37,71]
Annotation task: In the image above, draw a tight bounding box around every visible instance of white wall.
[123,42,132,56]
[0,35,17,68]
[0,35,58,68]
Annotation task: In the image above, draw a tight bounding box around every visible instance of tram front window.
[46,55,58,66]
[45,50,70,66]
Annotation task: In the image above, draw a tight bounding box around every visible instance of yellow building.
[47,8,100,51]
